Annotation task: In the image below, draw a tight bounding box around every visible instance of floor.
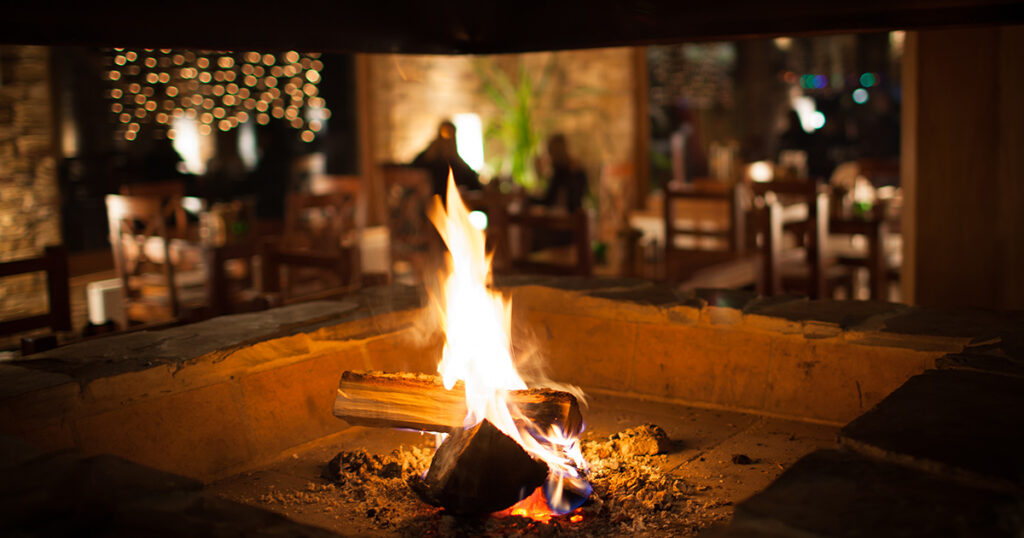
[208,392,838,536]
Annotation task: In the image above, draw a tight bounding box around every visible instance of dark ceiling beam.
[3,1,1021,53]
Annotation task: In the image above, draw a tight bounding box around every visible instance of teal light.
[860,72,877,87]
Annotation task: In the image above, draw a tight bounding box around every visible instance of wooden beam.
[1,3,1020,54]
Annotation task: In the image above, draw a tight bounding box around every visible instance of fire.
[499,487,553,523]
[426,172,590,518]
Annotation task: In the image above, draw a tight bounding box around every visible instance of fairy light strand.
[104,48,330,142]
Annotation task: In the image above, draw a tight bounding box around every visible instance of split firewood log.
[333,371,582,436]
[408,419,548,514]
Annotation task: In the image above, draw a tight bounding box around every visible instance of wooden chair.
[750,180,852,299]
[0,245,71,354]
[499,208,592,276]
[200,197,270,315]
[263,179,362,300]
[829,213,891,300]
[663,179,748,283]
[105,194,205,327]
[379,164,441,283]
[460,182,520,271]
[119,180,191,239]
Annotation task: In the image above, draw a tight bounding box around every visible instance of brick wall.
[0,46,61,328]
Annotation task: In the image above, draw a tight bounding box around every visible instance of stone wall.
[369,48,635,179]
[367,49,637,247]
[0,46,61,325]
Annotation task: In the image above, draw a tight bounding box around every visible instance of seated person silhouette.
[411,120,481,198]
[533,134,588,212]
[529,134,589,250]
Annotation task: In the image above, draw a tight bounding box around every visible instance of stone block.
[633,323,772,410]
[237,351,350,460]
[510,283,701,325]
[764,335,933,423]
[842,369,1024,487]
[587,282,691,307]
[343,325,442,374]
[0,364,73,400]
[733,449,1022,537]
[74,382,251,481]
[522,309,638,390]
[1,447,341,537]
[693,288,759,310]
[881,306,1024,357]
[22,300,361,384]
[936,351,1024,377]
[0,380,81,435]
[746,298,909,330]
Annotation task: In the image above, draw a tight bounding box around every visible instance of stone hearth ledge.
[2,277,1018,482]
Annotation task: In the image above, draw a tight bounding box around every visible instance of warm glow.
[453,113,485,172]
[498,487,554,523]
[748,160,774,183]
[104,48,326,141]
[427,172,590,519]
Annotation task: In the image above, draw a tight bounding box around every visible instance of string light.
[104,48,327,141]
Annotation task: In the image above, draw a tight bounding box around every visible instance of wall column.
[901,25,1024,309]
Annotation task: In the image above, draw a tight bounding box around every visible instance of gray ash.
[253,425,730,536]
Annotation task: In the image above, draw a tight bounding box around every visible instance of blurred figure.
[528,134,589,252]
[533,134,588,212]
[411,120,480,197]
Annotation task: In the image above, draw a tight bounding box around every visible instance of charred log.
[333,371,582,436]
[409,419,548,515]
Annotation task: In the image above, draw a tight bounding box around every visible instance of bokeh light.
[104,47,328,141]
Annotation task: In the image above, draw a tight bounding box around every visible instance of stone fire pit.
[2,277,1022,536]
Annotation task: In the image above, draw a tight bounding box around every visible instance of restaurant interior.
[1,3,1022,537]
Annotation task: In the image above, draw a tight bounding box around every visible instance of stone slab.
[495,274,646,292]
[15,300,362,383]
[880,307,1024,357]
[74,381,252,480]
[732,449,1023,538]
[692,288,760,310]
[936,351,1024,377]
[841,369,1024,486]
[587,282,696,307]
[0,450,339,537]
[745,298,910,330]
[0,363,73,399]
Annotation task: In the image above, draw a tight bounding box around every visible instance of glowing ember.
[426,171,591,517]
[498,487,553,523]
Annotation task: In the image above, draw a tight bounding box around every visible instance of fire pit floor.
[208,392,836,536]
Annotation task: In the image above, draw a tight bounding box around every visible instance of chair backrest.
[0,245,71,337]
[500,209,592,276]
[105,194,179,326]
[379,164,440,281]
[283,181,361,253]
[750,180,830,298]
[663,180,747,281]
[119,180,190,238]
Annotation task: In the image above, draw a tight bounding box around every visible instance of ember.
[301,423,732,535]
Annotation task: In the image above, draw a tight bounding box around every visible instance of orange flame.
[497,487,553,523]
[427,172,590,518]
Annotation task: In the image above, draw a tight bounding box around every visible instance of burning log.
[409,419,549,515]
[334,371,582,436]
